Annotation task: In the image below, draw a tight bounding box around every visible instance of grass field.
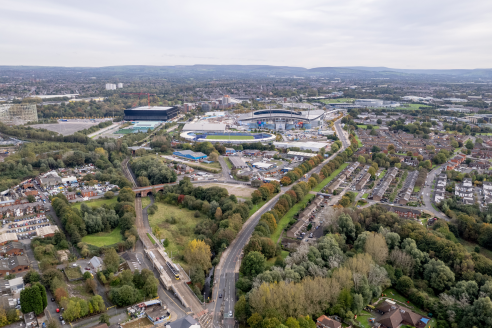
[73,197,117,210]
[355,134,363,147]
[271,194,315,243]
[225,158,233,170]
[313,163,349,192]
[147,233,156,244]
[205,135,254,140]
[394,104,432,110]
[64,266,83,280]
[148,203,205,264]
[414,186,421,192]
[379,170,386,180]
[357,125,380,129]
[362,193,369,199]
[81,227,122,247]
[458,238,492,260]
[249,199,267,217]
[141,197,151,209]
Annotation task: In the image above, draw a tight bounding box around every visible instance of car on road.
[51,298,55,302]
[59,316,63,321]
[56,309,60,313]
[229,311,233,316]
[219,294,222,298]
[61,321,66,325]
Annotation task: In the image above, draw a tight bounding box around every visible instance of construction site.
[0,104,38,124]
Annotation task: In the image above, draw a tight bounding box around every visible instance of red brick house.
[66,192,77,200]
[81,190,97,197]
[316,315,341,328]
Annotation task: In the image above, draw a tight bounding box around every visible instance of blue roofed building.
[173,150,207,160]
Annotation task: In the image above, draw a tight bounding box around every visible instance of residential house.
[376,300,425,328]
[89,256,103,272]
[316,315,341,328]
[381,205,421,219]
[455,178,474,204]
[66,192,77,200]
[372,167,398,201]
[81,190,97,198]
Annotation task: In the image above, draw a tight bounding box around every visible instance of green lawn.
[206,135,254,140]
[357,125,380,129]
[381,288,428,316]
[362,193,369,199]
[458,238,492,260]
[147,233,156,244]
[81,227,123,247]
[355,134,363,147]
[379,170,386,180]
[148,202,206,265]
[225,158,233,170]
[313,163,349,192]
[270,194,315,243]
[64,266,83,280]
[394,103,432,110]
[414,186,421,192]
[141,197,151,209]
[73,197,117,210]
[249,199,268,217]
[355,310,373,328]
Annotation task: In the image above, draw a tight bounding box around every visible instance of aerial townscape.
[1,2,492,328]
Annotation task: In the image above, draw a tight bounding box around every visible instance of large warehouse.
[237,109,326,130]
[124,106,179,121]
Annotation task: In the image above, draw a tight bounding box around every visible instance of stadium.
[237,109,326,130]
[124,106,179,121]
[180,131,276,144]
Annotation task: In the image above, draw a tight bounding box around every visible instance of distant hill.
[1,65,491,80]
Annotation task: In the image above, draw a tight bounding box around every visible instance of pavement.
[419,163,448,220]
[211,119,350,328]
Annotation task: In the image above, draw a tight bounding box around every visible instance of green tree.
[337,214,356,242]
[240,251,266,277]
[99,313,110,326]
[465,139,474,150]
[424,259,455,292]
[248,313,263,328]
[235,295,249,324]
[396,276,414,295]
[103,248,120,273]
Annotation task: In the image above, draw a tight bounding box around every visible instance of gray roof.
[90,256,102,268]
[169,316,198,328]
[238,109,325,122]
[0,255,29,270]
[128,106,173,111]
[229,157,247,167]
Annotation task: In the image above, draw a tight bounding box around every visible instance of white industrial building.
[273,141,330,152]
[105,83,116,90]
[182,123,227,132]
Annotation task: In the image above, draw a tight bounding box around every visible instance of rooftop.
[127,106,174,111]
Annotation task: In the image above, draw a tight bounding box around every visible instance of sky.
[1,0,491,69]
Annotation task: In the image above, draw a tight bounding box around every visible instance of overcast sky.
[1,0,491,69]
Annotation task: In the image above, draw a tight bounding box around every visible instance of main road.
[211,119,350,328]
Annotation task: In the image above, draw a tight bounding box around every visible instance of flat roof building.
[173,150,208,160]
[238,109,326,131]
[124,106,179,121]
[229,157,248,169]
[274,141,330,152]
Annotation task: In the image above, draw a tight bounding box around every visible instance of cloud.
[0,0,491,68]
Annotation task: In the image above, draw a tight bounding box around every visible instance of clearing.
[81,227,123,247]
[205,135,253,140]
[148,203,205,264]
[355,135,363,147]
[64,266,83,280]
[73,197,117,210]
[142,197,151,208]
[197,183,255,198]
[458,238,492,260]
